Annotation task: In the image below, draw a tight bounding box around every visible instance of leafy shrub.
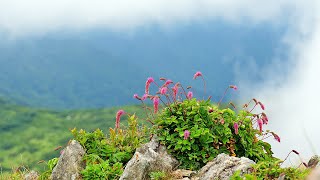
[39,158,59,179]
[131,73,280,170]
[231,158,311,180]
[81,160,123,180]
[154,98,274,170]
[71,114,149,179]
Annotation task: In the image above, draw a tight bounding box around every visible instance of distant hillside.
[0,22,287,109]
[0,99,145,172]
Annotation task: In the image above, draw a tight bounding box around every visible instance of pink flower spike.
[147,77,154,83]
[234,123,239,135]
[187,91,193,100]
[160,87,168,95]
[262,116,268,124]
[272,132,281,142]
[133,94,141,100]
[164,80,173,86]
[257,119,263,132]
[258,102,265,110]
[230,85,238,90]
[220,119,225,124]
[153,96,160,113]
[145,77,154,94]
[141,94,148,101]
[115,110,125,129]
[193,71,203,79]
[172,83,179,100]
[184,130,190,140]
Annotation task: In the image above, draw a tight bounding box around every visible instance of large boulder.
[193,153,255,180]
[50,140,86,180]
[120,137,179,180]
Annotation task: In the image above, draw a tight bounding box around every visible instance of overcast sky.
[1,0,320,163]
[0,0,308,36]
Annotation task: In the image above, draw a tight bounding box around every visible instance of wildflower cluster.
[129,72,280,170]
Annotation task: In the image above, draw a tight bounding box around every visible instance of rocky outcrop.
[192,153,255,180]
[45,138,255,180]
[24,170,39,180]
[120,137,179,180]
[50,140,85,180]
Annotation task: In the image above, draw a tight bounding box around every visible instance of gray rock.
[24,170,39,180]
[50,140,86,180]
[194,153,255,180]
[120,137,179,180]
[171,169,196,180]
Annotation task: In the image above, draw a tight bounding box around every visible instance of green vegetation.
[38,158,59,179]
[71,114,149,180]
[154,98,273,170]
[231,159,311,180]
[0,98,144,174]
[2,73,313,179]
[149,171,167,180]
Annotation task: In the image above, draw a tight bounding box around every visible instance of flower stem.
[218,87,229,107]
[201,76,206,99]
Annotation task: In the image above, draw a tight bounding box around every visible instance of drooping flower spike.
[145,77,154,94]
[272,132,281,142]
[133,94,141,100]
[172,83,179,100]
[187,91,193,100]
[164,80,173,86]
[160,87,168,95]
[258,101,265,110]
[292,150,300,155]
[257,119,263,133]
[261,113,268,124]
[229,85,238,90]
[141,94,148,101]
[193,71,203,79]
[115,110,125,129]
[153,96,160,113]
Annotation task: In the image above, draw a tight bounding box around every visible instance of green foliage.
[230,158,311,180]
[0,99,144,173]
[154,98,273,170]
[71,114,149,179]
[39,158,59,179]
[149,171,167,180]
[81,161,123,180]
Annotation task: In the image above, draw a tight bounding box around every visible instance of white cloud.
[236,0,320,164]
[0,0,304,36]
